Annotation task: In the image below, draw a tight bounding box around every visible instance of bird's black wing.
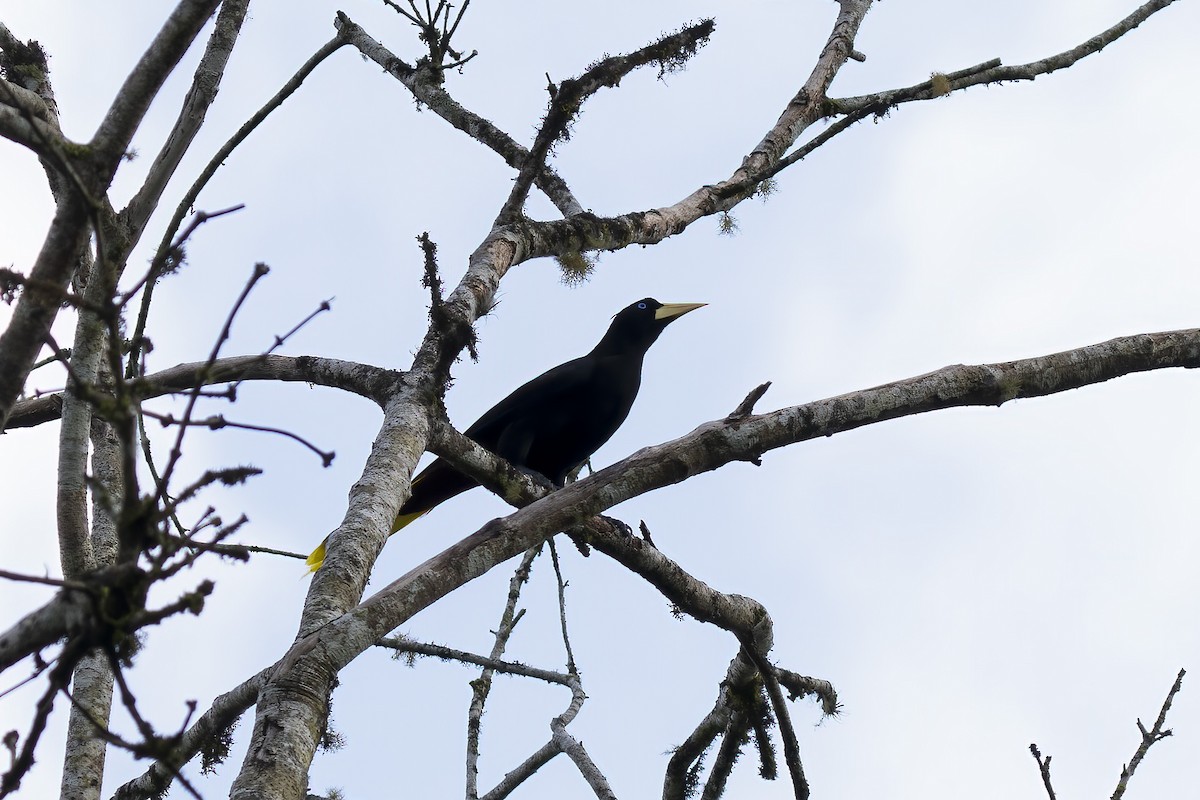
[399,356,597,516]
[463,355,597,449]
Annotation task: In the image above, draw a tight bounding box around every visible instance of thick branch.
[0,190,93,431]
[0,88,67,157]
[226,1,1186,786]
[0,589,94,674]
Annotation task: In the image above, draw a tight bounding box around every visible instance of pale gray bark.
[6,354,395,430]
[58,374,123,800]
[122,0,250,235]
[59,650,114,800]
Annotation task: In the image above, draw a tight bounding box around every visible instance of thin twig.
[1112,668,1185,800]
[129,32,349,373]
[377,636,570,685]
[547,538,577,674]
[1030,744,1057,800]
[465,547,540,800]
[152,263,270,502]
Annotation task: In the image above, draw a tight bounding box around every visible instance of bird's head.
[595,298,706,355]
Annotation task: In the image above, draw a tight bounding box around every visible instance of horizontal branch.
[0,590,94,674]
[834,0,1180,113]
[377,635,571,685]
[5,354,399,429]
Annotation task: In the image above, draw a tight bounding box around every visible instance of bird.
[306,298,704,572]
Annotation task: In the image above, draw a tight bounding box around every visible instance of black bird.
[307,298,703,571]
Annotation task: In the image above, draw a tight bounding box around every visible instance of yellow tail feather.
[305,506,432,574]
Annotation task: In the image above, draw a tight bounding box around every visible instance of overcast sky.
[2,1,1199,798]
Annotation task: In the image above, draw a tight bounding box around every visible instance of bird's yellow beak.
[654,302,706,321]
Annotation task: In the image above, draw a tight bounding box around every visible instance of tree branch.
[495,19,715,224]
[130,29,350,367]
[122,0,251,238]
[836,0,1181,115]
[111,666,271,800]
[1029,744,1058,800]
[376,635,571,686]
[335,12,584,218]
[465,547,539,800]
[89,0,223,173]
[1111,668,1185,800]
[5,354,399,430]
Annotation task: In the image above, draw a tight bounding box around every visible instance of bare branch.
[466,547,539,799]
[1030,744,1058,800]
[89,0,223,172]
[111,667,271,800]
[551,688,617,800]
[152,262,271,507]
[130,30,350,367]
[495,19,715,224]
[0,190,93,431]
[547,539,576,675]
[122,0,251,237]
[0,88,66,158]
[6,354,396,430]
[377,635,571,685]
[279,327,1200,711]
[727,382,772,421]
[336,12,584,217]
[1112,668,1185,800]
[836,0,1181,114]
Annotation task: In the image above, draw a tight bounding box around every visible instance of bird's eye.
[637,302,647,309]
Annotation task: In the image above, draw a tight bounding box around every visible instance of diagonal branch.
[5,354,398,430]
[110,667,272,800]
[0,88,67,158]
[1111,668,1185,800]
[89,0,223,173]
[503,0,1176,268]
[335,12,583,217]
[495,19,715,224]
[122,0,251,237]
[129,29,351,371]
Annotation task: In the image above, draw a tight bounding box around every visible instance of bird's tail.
[304,507,431,574]
[306,470,434,574]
